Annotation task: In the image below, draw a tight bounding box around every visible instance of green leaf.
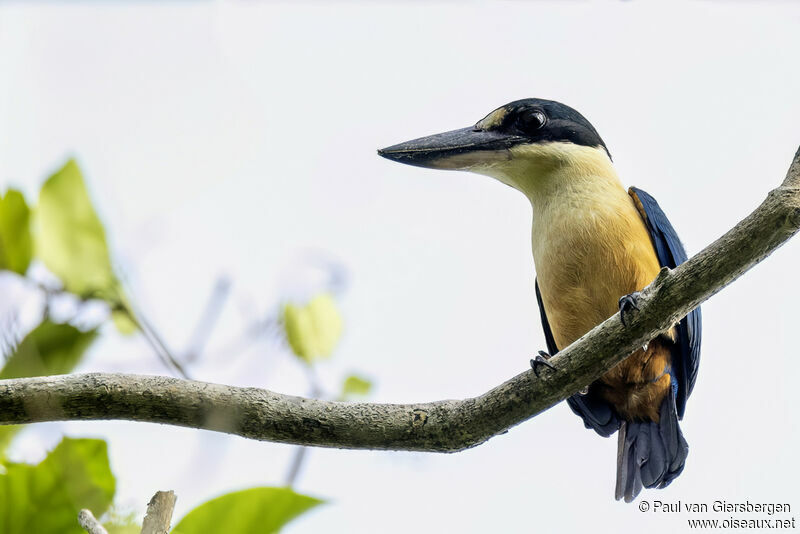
[0,437,116,534]
[172,487,323,534]
[35,159,135,335]
[110,301,138,336]
[0,321,97,454]
[340,374,372,400]
[36,159,117,298]
[281,293,343,363]
[0,189,33,275]
[0,321,98,380]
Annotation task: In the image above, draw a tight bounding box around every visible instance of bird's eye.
[518,109,547,133]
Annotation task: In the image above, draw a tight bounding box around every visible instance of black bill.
[377,127,525,169]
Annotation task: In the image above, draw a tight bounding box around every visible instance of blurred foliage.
[0,435,321,534]
[0,438,115,534]
[0,189,33,275]
[1,159,137,335]
[340,374,372,400]
[282,293,343,363]
[172,487,323,534]
[0,321,98,455]
[104,521,141,534]
[102,509,141,534]
[0,159,361,531]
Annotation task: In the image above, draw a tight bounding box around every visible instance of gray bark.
[1,148,799,453]
[78,509,108,534]
[141,490,177,534]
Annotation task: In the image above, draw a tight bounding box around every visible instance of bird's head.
[378,98,611,197]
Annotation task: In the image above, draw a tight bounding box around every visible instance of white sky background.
[1,1,800,532]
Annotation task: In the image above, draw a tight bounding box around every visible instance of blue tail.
[614,393,689,502]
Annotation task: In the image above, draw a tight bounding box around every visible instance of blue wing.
[628,187,701,418]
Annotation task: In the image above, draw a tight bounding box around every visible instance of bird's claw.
[618,292,641,327]
[530,350,557,378]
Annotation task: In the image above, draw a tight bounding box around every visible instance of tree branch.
[141,490,177,534]
[1,148,799,452]
[78,509,108,534]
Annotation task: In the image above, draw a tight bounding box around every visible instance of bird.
[377,98,701,502]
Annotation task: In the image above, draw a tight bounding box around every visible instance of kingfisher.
[377,98,701,502]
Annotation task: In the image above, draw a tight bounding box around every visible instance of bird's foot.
[618,291,642,327]
[530,350,557,378]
